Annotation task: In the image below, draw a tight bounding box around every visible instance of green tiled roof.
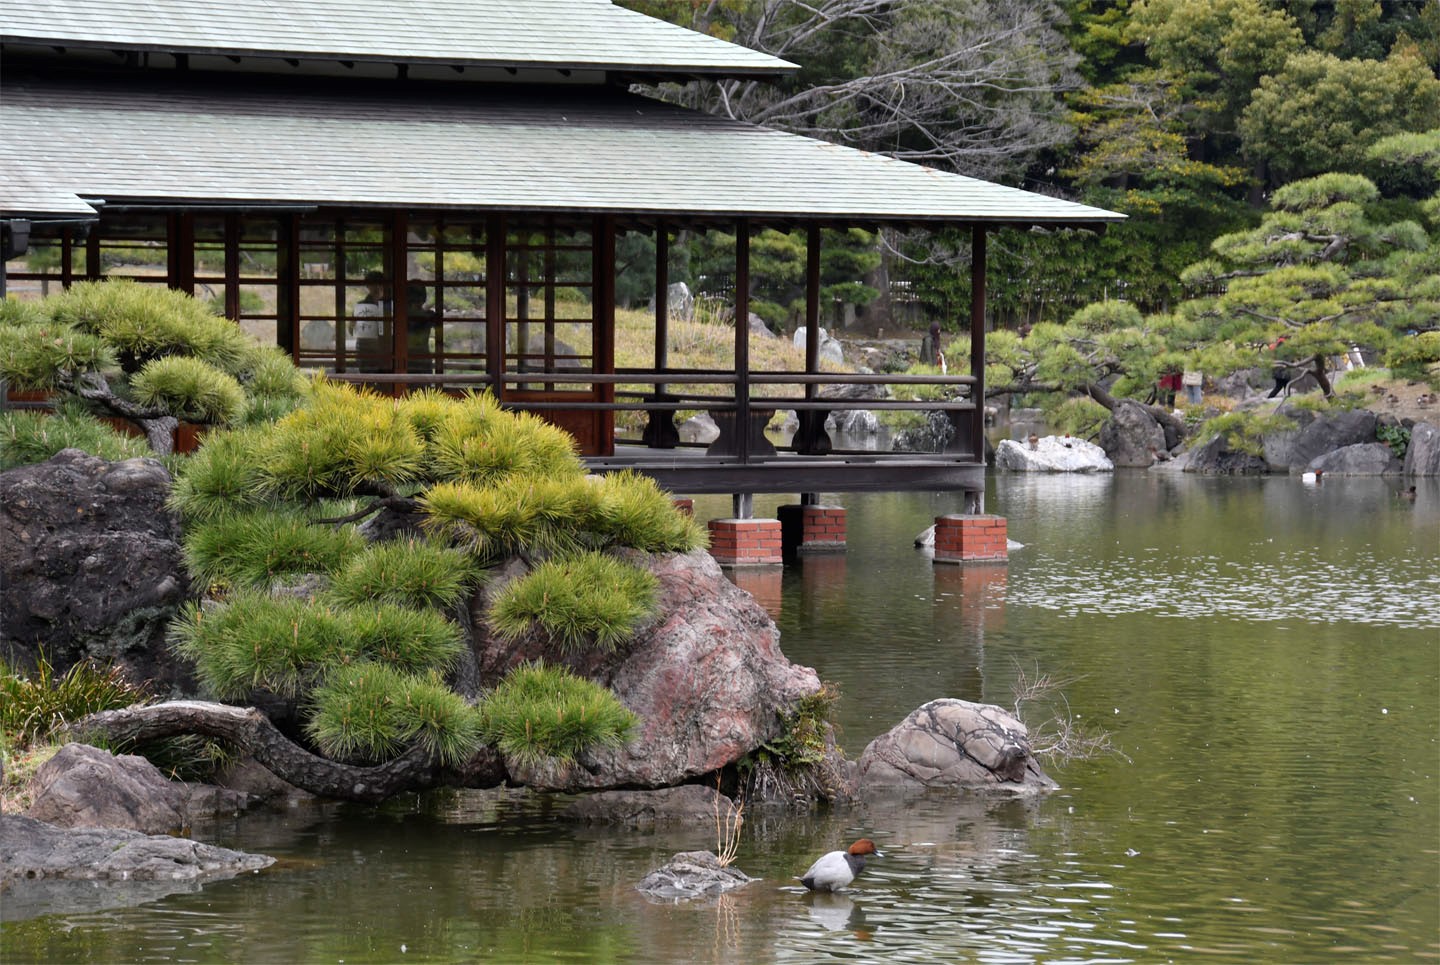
[0,75,1124,227]
[1,0,795,76]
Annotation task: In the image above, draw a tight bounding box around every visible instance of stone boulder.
[561,785,740,828]
[0,449,192,690]
[473,550,822,791]
[995,436,1113,473]
[855,699,1056,795]
[0,813,272,881]
[1099,400,1167,468]
[26,743,250,834]
[1263,409,1377,473]
[677,411,720,445]
[1405,422,1440,476]
[635,850,754,901]
[1308,442,1403,476]
[1185,433,1270,475]
[793,326,845,365]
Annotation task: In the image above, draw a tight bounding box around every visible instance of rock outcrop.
[1405,422,1440,476]
[25,743,250,834]
[1099,399,1168,468]
[0,813,272,881]
[0,449,192,690]
[1307,442,1404,475]
[854,699,1056,795]
[995,436,1113,472]
[1263,409,1378,473]
[474,550,822,791]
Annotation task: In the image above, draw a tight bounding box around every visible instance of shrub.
[1385,331,1440,381]
[167,425,271,521]
[130,355,248,425]
[0,303,113,390]
[183,507,365,589]
[170,591,464,700]
[326,538,480,610]
[479,661,638,767]
[580,471,706,552]
[0,655,147,749]
[0,405,148,469]
[489,551,658,653]
[306,662,483,766]
[420,475,589,560]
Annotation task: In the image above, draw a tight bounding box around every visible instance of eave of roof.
[1,0,797,78]
[0,73,1125,229]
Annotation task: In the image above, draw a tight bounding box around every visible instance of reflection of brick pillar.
[707,518,783,566]
[778,504,846,555]
[728,567,783,619]
[934,562,1008,633]
[933,514,1008,564]
[672,498,694,516]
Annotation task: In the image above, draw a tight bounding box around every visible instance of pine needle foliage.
[306,662,484,766]
[478,661,638,768]
[420,475,588,561]
[0,405,148,470]
[167,425,271,521]
[183,507,365,589]
[325,538,479,610]
[170,592,463,700]
[0,301,114,390]
[130,355,248,425]
[489,551,658,653]
[580,471,707,552]
[428,391,583,484]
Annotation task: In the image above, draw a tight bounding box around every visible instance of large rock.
[26,743,249,834]
[1308,442,1403,475]
[1405,422,1440,476]
[855,699,1056,795]
[1099,400,1167,468]
[0,813,272,881]
[1185,433,1269,474]
[0,449,192,689]
[473,550,822,791]
[1264,409,1377,473]
[995,436,1113,472]
[793,326,845,365]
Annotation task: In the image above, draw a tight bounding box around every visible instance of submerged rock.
[635,850,754,901]
[0,813,273,881]
[855,698,1056,795]
[562,785,740,828]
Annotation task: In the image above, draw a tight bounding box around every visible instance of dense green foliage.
[0,402,149,469]
[489,551,659,653]
[163,382,699,773]
[478,661,639,769]
[0,656,148,750]
[0,281,309,461]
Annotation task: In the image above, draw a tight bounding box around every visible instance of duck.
[797,838,883,892]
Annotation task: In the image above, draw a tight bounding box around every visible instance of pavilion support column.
[642,222,678,448]
[967,225,989,516]
[734,218,751,466]
[485,214,505,402]
[793,223,830,455]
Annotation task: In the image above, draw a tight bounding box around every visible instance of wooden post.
[970,225,987,467]
[805,224,820,389]
[655,223,669,387]
[486,214,505,401]
[735,218,751,464]
[596,215,616,413]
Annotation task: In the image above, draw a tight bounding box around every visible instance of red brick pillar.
[778,504,847,555]
[933,514,1008,564]
[707,518,783,566]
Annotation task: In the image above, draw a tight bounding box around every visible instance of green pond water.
[3,472,1437,964]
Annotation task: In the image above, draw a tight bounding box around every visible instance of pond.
[4,472,1437,963]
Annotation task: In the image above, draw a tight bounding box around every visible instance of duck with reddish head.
[798,838,883,892]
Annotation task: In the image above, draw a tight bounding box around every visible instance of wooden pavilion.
[0,0,1123,514]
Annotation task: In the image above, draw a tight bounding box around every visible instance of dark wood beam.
[970,225,987,468]
[486,213,505,400]
[734,219,750,464]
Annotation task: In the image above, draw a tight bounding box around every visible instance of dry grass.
[1011,661,1129,764]
[713,775,745,868]
[1,743,60,813]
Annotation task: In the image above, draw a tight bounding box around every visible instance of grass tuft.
[325,538,480,611]
[305,662,485,766]
[183,507,365,589]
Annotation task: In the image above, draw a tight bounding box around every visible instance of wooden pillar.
[393,210,409,379]
[805,224,820,386]
[224,212,240,320]
[485,214,505,401]
[734,218,751,464]
[654,223,669,380]
[970,225,987,467]
[595,215,616,414]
